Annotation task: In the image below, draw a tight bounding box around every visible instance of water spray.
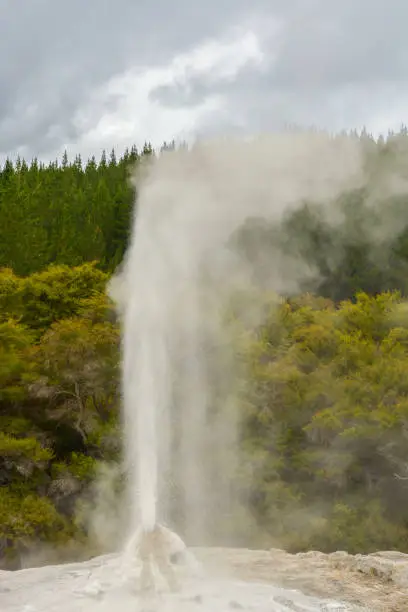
[110,133,366,598]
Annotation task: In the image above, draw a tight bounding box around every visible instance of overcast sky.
[1,0,407,162]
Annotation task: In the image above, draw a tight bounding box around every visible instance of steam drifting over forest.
[3,130,408,570]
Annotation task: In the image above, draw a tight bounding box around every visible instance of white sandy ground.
[0,547,379,612]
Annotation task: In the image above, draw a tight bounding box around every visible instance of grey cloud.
[1,0,408,158]
[270,1,408,89]
[149,0,408,139]
[0,0,248,156]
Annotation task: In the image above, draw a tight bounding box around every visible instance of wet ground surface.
[0,551,359,612]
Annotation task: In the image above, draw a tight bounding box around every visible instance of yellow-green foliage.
[0,319,33,401]
[239,291,408,552]
[311,501,408,554]
[0,490,73,548]
[0,433,52,462]
[0,262,109,334]
[0,263,120,567]
[2,260,408,564]
[52,453,97,483]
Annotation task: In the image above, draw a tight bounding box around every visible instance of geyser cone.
[123,523,199,593]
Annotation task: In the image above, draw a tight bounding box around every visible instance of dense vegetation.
[236,291,408,553]
[3,132,408,568]
[0,263,121,567]
[0,142,158,276]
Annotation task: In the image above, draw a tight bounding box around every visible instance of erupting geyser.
[109,133,365,594]
[2,133,368,611]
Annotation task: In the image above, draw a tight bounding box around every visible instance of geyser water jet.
[110,133,365,559]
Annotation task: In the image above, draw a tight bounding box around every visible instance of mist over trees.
[2,131,408,568]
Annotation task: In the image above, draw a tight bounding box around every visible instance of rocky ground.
[194,547,408,612]
[2,546,408,611]
[0,550,345,612]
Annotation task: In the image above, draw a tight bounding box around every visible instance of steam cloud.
[109,131,368,546]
